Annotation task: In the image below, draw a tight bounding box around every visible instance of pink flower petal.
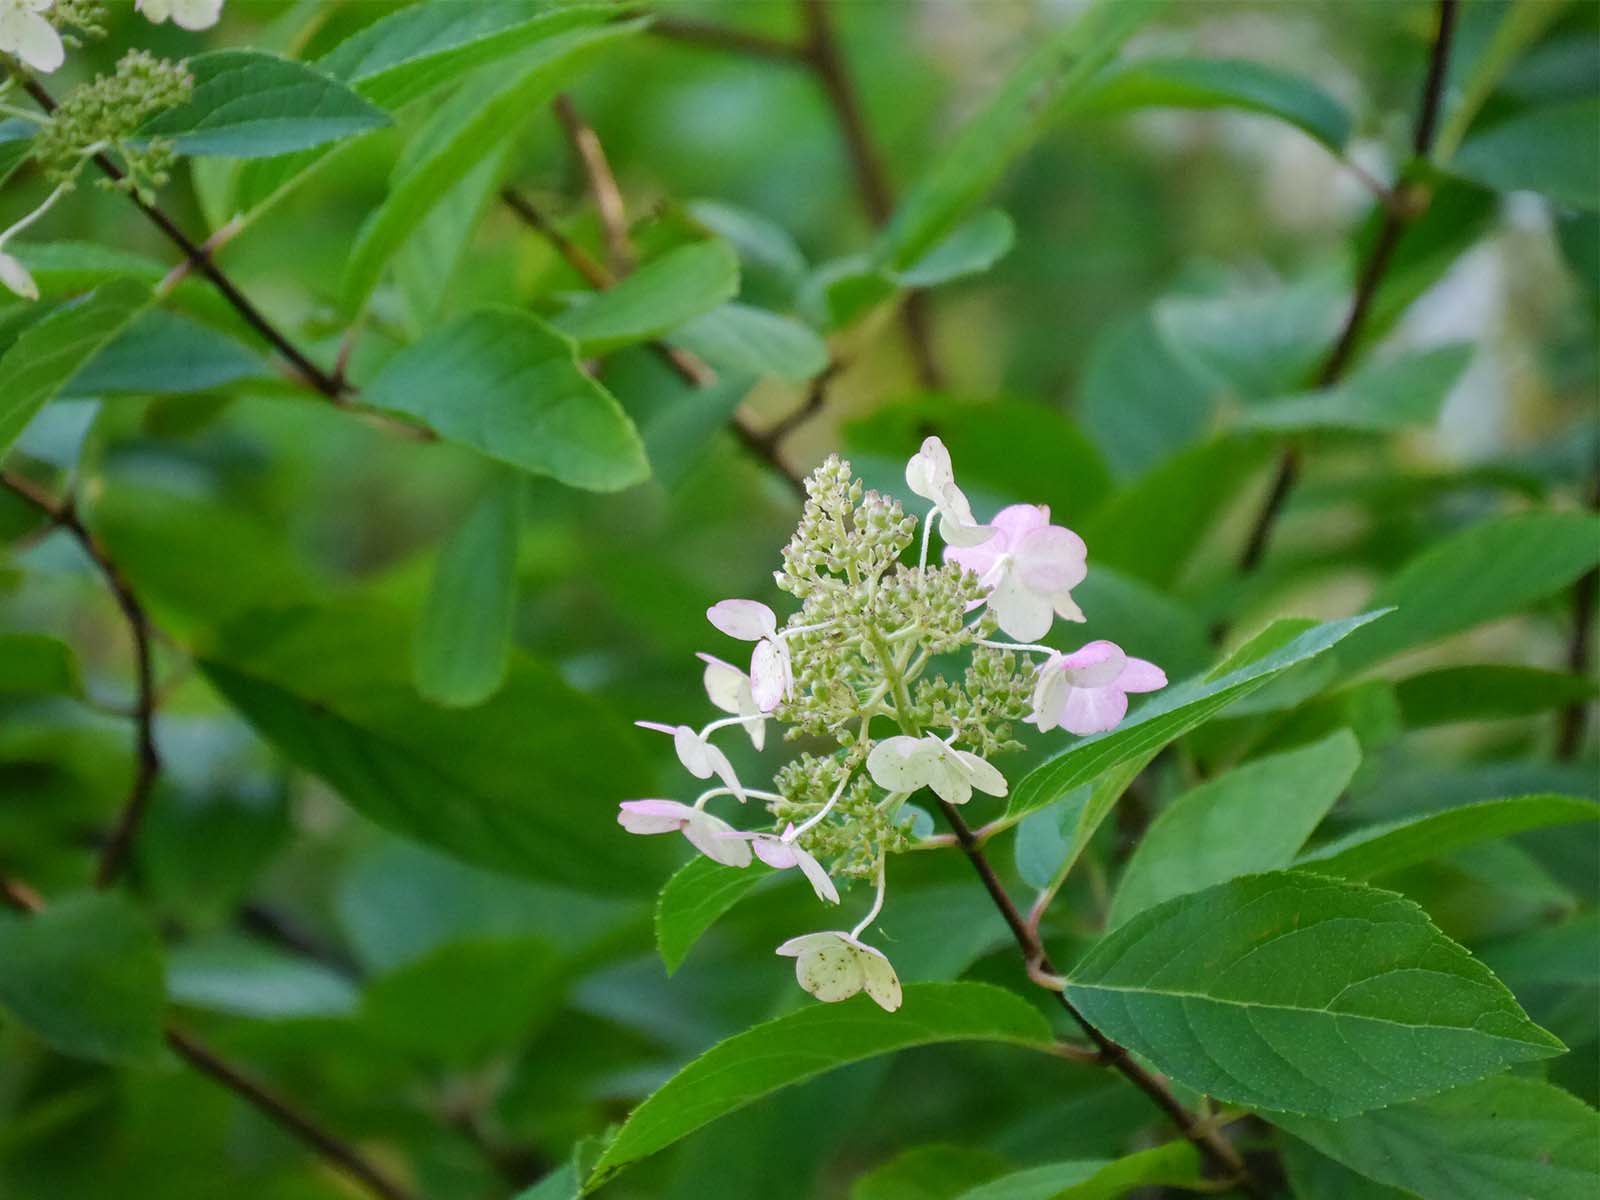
[1014,525,1087,593]
[1117,657,1168,693]
[1059,685,1129,735]
[1057,640,1127,687]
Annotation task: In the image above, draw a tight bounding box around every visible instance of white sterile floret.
[722,826,839,903]
[616,800,753,868]
[707,598,793,711]
[697,653,767,749]
[0,251,39,301]
[905,435,993,548]
[866,733,1007,806]
[775,931,901,1010]
[636,721,747,802]
[0,0,64,73]
[135,0,224,30]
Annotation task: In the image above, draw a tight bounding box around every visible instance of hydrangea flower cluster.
[618,440,1165,1011]
[0,0,224,299]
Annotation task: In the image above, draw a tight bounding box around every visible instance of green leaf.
[413,473,523,707]
[361,308,649,492]
[1080,436,1270,588]
[1280,1137,1416,1200]
[881,0,1158,267]
[361,937,560,1062]
[141,51,389,158]
[1237,345,1473,434]
[1065,871,1564,1117]
[655,856,771,975]
[666,303,829,384]
[1273,1075,1600,1200]
[1395,664,1598,727]
[1450,98,1600,211]
[1080,57,1352,149]
[319,0,616,109]
[1333,511,1600,675]
[1006,611,1385,822]
[623,362,757,489]
[166,936,358,1020]
[1078,308,1218,479]
[588,983,1054,1187]
[1155,270,1347,401]
[0,633,78,695]
[953,1142,1203,1200]
[342,18,643,309]
[686,198,810,303]
[553,240,740,355]
[851,1145,1010,1200]
[1294,794,1600,880]
[0,893,166,1066]
[1434,0,1575,163]
[64,309,268,397]
[0,279,150,454]
[1106,729,1361,929]
[0,118,32,188]
[895,210,1016,288]
[197,603,669,894]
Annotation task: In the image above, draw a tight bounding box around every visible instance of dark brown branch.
[797,0,943,390]
[15,72,346,401]
[934,800,1263,1197]
[502,183,812,497]
[0,876,414,1200]
[1,471,159,889]
[649,16,808,64]
[1237,0,1458,573]
[167,1029,416,1200]
[554,93,635,275]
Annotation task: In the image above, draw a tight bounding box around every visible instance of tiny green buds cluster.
[31,49,193,199]
[619,439,1168,1012]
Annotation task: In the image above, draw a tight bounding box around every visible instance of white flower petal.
[0,252,39,301]
[796,850,840,904]
[0,7,64,72]
[707,598,778,641]
[953,750,1007,797]
[866,735,936,793]
[905,435,954,501]
[793,937,864,1002]
[988,570,1055,642]
[749,638,790,711]
[698,653,747,715]
[682,811,753,867]
[855,943,902,1012]
[171,0,224,30]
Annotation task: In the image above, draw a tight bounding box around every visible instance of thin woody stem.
[0,877,415,1200]
[12,70,346,400]
[933,800,1264,1196]
[1237,0,1459,573]
[797,0,943,389]
[553,93,635,274]
[1,471,158,889]
[500,181,814,497]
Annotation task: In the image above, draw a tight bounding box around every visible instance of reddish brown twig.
[933,800,1263,1196]
[502,181,815,497]
[554,93,635,275]
[1,472,159,888]
[650,15,808,64]
[797,0,943,389]
[13,72,346,401]
[1237,0,1459,573]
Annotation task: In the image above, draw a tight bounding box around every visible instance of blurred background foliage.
[0,1,1596,1198]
